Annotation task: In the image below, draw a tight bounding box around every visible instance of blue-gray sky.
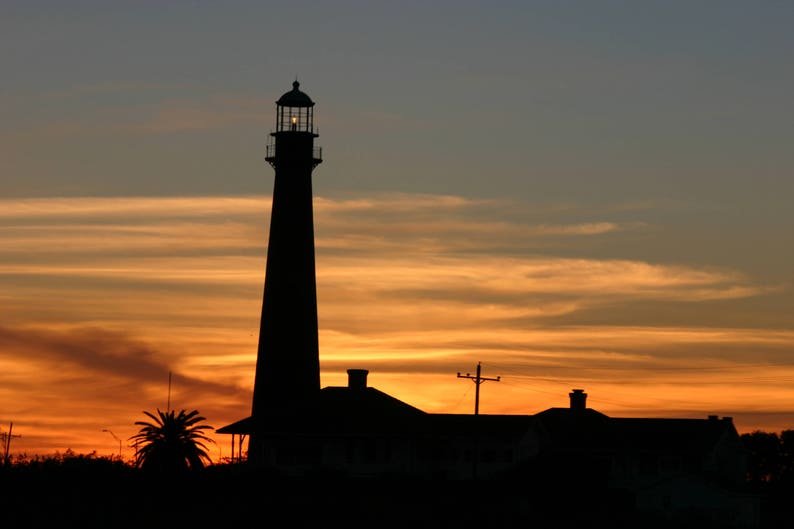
[5,1,792,270]
[1,1,792,457]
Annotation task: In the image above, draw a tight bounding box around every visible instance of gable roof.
[316,386,426,418]
[533,407,737,456]
[534,407,612,452]
[216,385,425,436]
[609,417,736,455]
[217,384,540,440]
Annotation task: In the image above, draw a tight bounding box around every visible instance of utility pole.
[457,362,500,415]
[1,422,21,466]
[457,363,500,481]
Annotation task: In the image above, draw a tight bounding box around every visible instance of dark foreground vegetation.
[0,457,672,529]
[0,453,791,529]
[739,430,794,529]
[0,429,790,528]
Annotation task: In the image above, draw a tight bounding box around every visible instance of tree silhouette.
[130,409,214,473]
[781,430,794,481]
[741,430,786,483]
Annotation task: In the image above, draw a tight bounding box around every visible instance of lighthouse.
[251,81,323,419]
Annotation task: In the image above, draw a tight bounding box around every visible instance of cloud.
[0,194,774,331]
[528,222,621,235]
[0,192,790,455]
[0,196,267,220]
[0,323,248,455]
[9,94,275,139]
[0,193,772,333]
[313,193,643,255]
[127,96,273,134]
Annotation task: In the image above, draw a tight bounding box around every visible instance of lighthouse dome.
[277,81,314,107]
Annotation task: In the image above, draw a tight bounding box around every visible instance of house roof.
[216,385,425,436]
[533,407,737,456]
[534,407,612,452]
[218,384,736,459]
[217,384,539,440]
[608,417,736,455]
[315,386,427,418]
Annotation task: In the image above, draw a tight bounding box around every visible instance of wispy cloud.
[528,222,621,235]
[0,193,790,456]
[0,196,268,220]
[0,323,248,455]
[10,95,275,138]
[127,96,273,133]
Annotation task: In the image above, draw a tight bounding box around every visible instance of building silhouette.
[217,83,758,527]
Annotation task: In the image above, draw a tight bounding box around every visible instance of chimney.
[347,369,369,390]
[569,389,587,410]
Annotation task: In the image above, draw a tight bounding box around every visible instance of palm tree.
[130,409,214,472]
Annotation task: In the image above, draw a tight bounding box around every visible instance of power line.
[452,383,474,412]
[481,358,794,412]
[486,359,794,374]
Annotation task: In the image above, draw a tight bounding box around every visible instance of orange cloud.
[0,194,791,457]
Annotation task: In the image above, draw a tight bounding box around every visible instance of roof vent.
[347,369,369,390]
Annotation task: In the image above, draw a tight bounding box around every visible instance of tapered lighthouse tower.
[251,81,323,419]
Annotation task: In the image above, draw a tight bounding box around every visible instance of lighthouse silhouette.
[216,82,421,468]
[248,81,323,456]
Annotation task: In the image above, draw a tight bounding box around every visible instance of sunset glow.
[1,194,791,458]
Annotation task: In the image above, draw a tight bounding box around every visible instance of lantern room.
[266,80,322,167]
[275,80,315,133]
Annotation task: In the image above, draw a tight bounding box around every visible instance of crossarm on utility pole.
[456,362,500,415]
[2,422,22,466]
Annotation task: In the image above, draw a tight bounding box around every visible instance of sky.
[1,0,793,460]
